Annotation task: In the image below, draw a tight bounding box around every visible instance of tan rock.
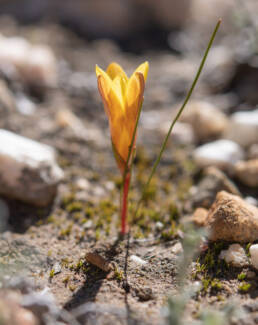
[0,35,57,87]
[181,101,228,141]
[192,207,209,227]
[234,159,258,187]
[0,293,39,325]
[207,191,258,242]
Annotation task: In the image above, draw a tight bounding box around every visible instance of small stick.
[85,252,112,272]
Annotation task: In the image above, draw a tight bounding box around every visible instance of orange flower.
[96,62,149,173]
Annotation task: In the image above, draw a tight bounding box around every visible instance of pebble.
[22,288,59,321]
[246,271,256,279]
[248,144,258,160]
[130,255,147,266]
[192,166,240,208]
[219,244,248,267]
[207,191,258,242]
[225,109,258,147]
[0,129,64,206]
[234,159,258,187]
[245,197,258,207]
[75,178,90,191]
[160,121,195,145]
[15,94,36,116]
[0,292,39,325]
[249,245,258,270]
[0,34,57,87]
[171,242,183,255]
[83,220,93,229]
[52,262,62,275]
[155,221,164,230]
[192,207,209,227]
[180,100,228,141]
[56,108,88,140]
[135,286,154,301]
[193,140,244,170]
[0,80,16,112]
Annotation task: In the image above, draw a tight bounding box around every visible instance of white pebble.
[0,129,63,206]
[171,242,183,255]
[130,255,147,266]
[193,139,244,170]
[225,109,258,147]
[75,178,90,191]
[219,244,248,267]
[249,244,258,270]
[155,221,164,230]
[0,34,57,87]
[245,196,258,207]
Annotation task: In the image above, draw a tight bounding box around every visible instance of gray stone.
[0,129,63,206]
[225,109,258,147]
[234,159,258,187]
[192,166,241,209]
[180,100,228,142]
[193,139,244,170]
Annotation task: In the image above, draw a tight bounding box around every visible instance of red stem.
[121,173,131,235]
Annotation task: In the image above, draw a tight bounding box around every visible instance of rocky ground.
[0,6,258,325]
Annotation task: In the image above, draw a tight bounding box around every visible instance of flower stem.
[132,18,222,221]
[121,173,131,235]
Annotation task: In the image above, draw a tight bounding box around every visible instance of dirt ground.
[0,17,258,325]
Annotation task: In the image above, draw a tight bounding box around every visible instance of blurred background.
[0,0,257,222]
[0,2,258,325]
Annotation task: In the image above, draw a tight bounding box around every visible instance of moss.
[211,279,223,291]
[192,244,228,293]
[177,178,192,200]
[134,229,145,239]
[202,278,211,292]
[114,266,124,281]
[160,221,179,241]
[61,258,70,268]
[142,179,157,202]
[95,228,101,241]
[66,201,83,213]
[47,250,52,257]
[62,276,70,286]
[47,215,56,224]
[49,269,55,279]
[69,284,76,292]
[246,243,251,257]
[61,193,75,206]
[238,282,251,293]
[238,272,246,281]
[168,202,180,221]
[204,249,215,269]
[36,219,44,227]
[59,223,73,238]
[84,206,95,218]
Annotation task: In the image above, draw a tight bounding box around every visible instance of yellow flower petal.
[134,61,149,82]
[96,65,125,113]
[106,62,128,81]
[96,62,149,174]
[125,72,145,137]
[112,75,127,111]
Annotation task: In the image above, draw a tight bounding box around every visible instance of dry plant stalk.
[85,252,112,272]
